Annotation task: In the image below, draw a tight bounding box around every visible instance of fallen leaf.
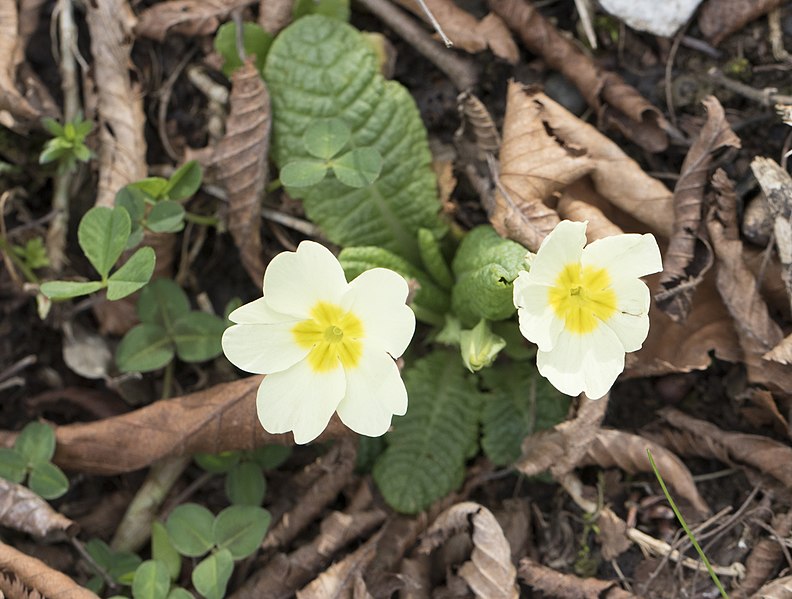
[297,532,379,599]
[750,574,792,599]
[556,179,624,241]
[258,0,293,35]
[656,97,739,322]
[419,502,519,599]
[135,0,252,42]
[697,0,785,46]
[0,478,77,538]
[0,0,40,123]
[765,333,792,364]
[519,557,639,598]
[0,540,97,599]
[62,322,111,380]
[734,510,792,598]
[215,59,269,287]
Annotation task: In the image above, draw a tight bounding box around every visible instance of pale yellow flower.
[513,220,662,399]
[222,241,415,443]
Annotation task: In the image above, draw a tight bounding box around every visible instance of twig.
[708,67,792,106]
[574,0,596,49]
[414,0,453,47]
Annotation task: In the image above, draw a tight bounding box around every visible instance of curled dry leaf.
[215,59,269,286]
[0,376,353,475]
[0,0,39,123]
[734,510,792,598]
[488,0,668,152]
[457,91,501,156]
[750,574,792,599]
[135,0,252,42]
[698,0,785,46]
[658,407,792,490]
[581,429,710,515]
[0,540,98,599]
[297,532,380,599]
[519,557,638,598]
[419,502,518,599]
[0,478,77,538]
[259,0,293,35]
[656,97,739,322]
[86,0,147,207]
[556,180,624,241]
[393,0,518,63]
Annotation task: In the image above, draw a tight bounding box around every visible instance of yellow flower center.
[548,263,617,334]
[291,301,364,372]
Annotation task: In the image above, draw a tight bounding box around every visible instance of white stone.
[598,0,704,37]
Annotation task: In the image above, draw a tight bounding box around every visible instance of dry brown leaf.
[297,532,379,599]
[750,574,792,599]
[490,81,589,250]
[489,0,667,152]
[0,0,39,124]
[581,429,710,515]
[419,502,518,599]
[518,557,638,598]
[259,0,293,35]
[656,97,739,322]
[393,0,518,63]
[215,59,269,286]
[740,388,790,438]
[596,508,631,561]
[698,0,785,46]
[765,333,792,364]
[0,478,77,538]
[734,510,792,598]
[135,0,252,42]
[0,540,97,599]
[658,407,792,489]
[0,376,353,475]
[457,91,500,156]
[86,0,147,207]
[556,179,624,241]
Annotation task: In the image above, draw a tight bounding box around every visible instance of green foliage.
[40,206,155,301]
[214,22,272,76]
[451,225,528,327]
[292,0,350,21]
[459,319,506,373]
[86,539,142,589]
[225,462,266,506]
[373,352,482,514]
[0,422,69,499]
[166,504,215,557]
[479,362,570,466]
[192,549,233,599]
[132,561,170,599]
[116,279,227,372]
[40,114,93,174]
[152,522,181,581]
[13,237,49,270]
[265,15,445,264]
[418,228,453,290]
[213,505,271,559]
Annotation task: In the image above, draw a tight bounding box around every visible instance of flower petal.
[526,220,587,286]
[263,241,348,318]
[513,273,564,352]
[601,277,652,352]
[228,297,295,324]
[336,345,407,437]
[342,268,415,358]
[582,233,662,279]
[256,359,346,444]
[222,322,309,374]
[536,324,625,399]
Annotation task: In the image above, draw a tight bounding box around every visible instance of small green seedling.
[115,161,202,248]
[292,0,350,21]
[0,422,69,499]
[214,22,272,76]
[40,114,93,175]
[40,206,155,301]
[84,539,143,592]
[165,503,271,599]
[115,278,227,373]
[13,237,50,271]
[279,119,383,189]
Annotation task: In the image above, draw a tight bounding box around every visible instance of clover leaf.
[0,422,69,500]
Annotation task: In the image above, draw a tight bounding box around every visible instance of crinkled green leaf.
[279,160,327,187]
[132,560,170,599]
[152,522,182,582]
[78,206,131,279]
[116,323,174,373]
[28,461,69,499]
[303,119,350,160]
[373,351,481,514]
[418,228,453,289]
[451,226,528,326]
[331,148,382,187]
[192,549,233,599]
[339,246,449,324]
[107,246,156,300]
[15,421,56,466]
[225,462,266,506]
[40,280,103,300]
[213,505,271,559]
[172,312,226,362]
[164,161,202,201]
[166,504,215,558]
[0,448,26,482]
[147,201,185,233]
[214,22,273,77]
[138,278,191,330]
[479,362,570,466]
[292,0,350,21]
[265,15,445,264]
[356,435,385,473]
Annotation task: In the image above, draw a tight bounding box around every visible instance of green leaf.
[451,226,528,327]
[303,119,351,160]
[86,539,142,584]
[40,280,104,300]
[279,160,328,187]
[244,445,291,470]
[132,560,171,599]
[127,226,145,250]
[116,185,150,223]
[418,228,453,289]
[172,312,227,362]
[373,352,482,514]
[152,521,182,582]
[225,462,266,506]
[0,448,27,482]
[214,22,273,76]
[15,421,56,466]
[213,505,271,559]
[356,435,385,473]
[116,323,174,373]
[164,161,203,201]
[130,177,170,200]
[138,278,191,330]
[480,362,570,466]
[42,117,64,136]
[147,201,185,233]
[107,247,156,300]
[265,15,445,264]
[194,451,240,473]
[292,0,350,22]
[331,148,382,187]
[191,549,233,599]
[167,589,194,599]
[78,206,131,279]
[28,462,69,499]
[166,504,215,558]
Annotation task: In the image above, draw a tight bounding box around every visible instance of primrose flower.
[512,220,662,399]
[222,241,415,444]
